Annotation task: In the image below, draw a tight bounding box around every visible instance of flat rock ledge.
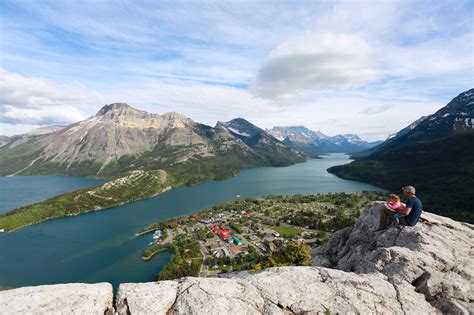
[1,202,472,314]
[0,282,113,314]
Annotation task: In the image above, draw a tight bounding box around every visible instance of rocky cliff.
[1,202,472,314]
[312,201,473,314]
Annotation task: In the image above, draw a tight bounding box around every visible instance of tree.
[255,241,313,271]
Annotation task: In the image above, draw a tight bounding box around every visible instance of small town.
[139,191,387,280]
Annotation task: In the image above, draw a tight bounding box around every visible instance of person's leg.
[379,207,392,229]
[392,213,402,224]
[399,217,410,226]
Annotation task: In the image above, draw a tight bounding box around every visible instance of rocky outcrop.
[313,201,474,314]
[1,202,471,314]
[0,283,113,314]
[115,266,435,314]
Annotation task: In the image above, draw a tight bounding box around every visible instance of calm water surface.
[0,153,384,290]
[0,176,104,214]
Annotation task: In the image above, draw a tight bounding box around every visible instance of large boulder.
[0,283,113,314]
[313,201,474,314]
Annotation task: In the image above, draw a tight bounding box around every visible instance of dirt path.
[8,157,42,176]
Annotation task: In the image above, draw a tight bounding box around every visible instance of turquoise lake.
[0,153,385,290]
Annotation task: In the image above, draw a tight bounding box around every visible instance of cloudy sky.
[1,0,473,140]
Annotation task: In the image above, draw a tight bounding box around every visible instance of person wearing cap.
[378,185,423,230]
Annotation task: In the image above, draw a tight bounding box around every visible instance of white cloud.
[0,68,104,126]
[0,68,104,109]
[1,105,86,125]
[251,33,381,101]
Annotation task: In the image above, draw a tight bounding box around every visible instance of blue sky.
[0,0,473,140]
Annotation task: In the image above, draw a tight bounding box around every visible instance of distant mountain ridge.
[0,103,306,178]
[267,126,382,154]
[215,118,303,164]
[328,88,474,222]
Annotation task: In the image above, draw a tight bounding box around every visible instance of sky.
[0,0,473,141]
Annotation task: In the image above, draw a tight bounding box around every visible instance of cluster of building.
[209,225,244,245]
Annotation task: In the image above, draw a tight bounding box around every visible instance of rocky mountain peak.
[161,111,188,121]
[96,103,142,117]
[267,126,379,153]
[219,118,263,138]
[447,88,474,109]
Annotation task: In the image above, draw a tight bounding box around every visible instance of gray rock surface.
[116,266,436,314]
[0,282,113,314]
[313,201,474,314]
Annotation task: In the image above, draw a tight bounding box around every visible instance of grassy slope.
[0,140,44,176]
[328,134,474,223]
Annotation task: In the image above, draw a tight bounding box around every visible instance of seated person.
[397,186,423,226]
[385,194,405,211]
[378,186,423,230]
[384,194,405,225]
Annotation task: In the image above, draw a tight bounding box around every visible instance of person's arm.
[398,206,412,215]
[398,199,413,215]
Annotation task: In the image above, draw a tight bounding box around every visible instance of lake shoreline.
[0,154,385,290]
[0,159,313,233]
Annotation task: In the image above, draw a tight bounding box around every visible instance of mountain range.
[267,126,382,155]
[0,103,306,179]
[329,88,474,222]
[0,104,379,178]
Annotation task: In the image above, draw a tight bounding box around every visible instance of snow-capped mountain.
[215,118,306,163]
[267,126,381,154]
[216,118,263,139]
[267,126,328,143]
